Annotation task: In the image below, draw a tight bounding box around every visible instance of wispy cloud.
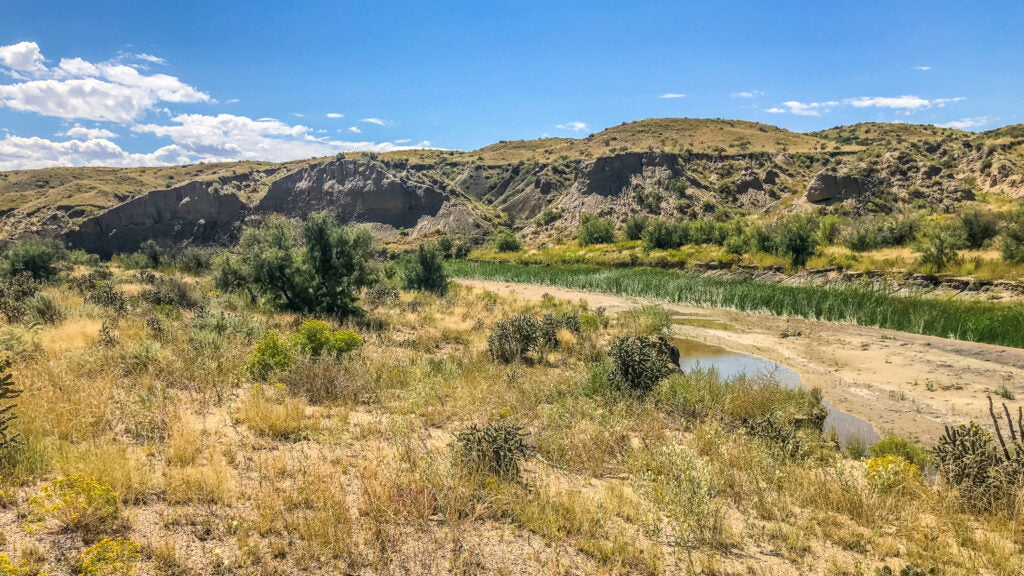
[765,95,965,116]
[348,125,361,133]
[936,116,990,129]
[555,121,588,132]
[913,66,931,71]
[326,112,343,118]
[659,93,685,99]
[731,91,764,99]
[134,53,165,65]
[360,117,391,126]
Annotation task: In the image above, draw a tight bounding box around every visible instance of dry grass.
[0,266,1021,575]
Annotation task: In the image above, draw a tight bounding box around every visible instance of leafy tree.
[400,243,448,294]
[493,230,522,252]
[641,219,678,250]
[577,213,615,246]
[138,240,164,268]
[226,212,373,317]
[3,236,66,281]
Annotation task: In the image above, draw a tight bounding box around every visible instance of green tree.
[624,215,648,241]
[577,213,615,246]
[959,209,999,250]
[400,243,448,294]
[228,212,373,317]
[138,240,164,268]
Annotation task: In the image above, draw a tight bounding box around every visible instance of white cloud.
[134,53,165,65]
[0,42,209,122]
[914,66,931,71]
[555,121,588,132]
[62,124,118,140]
[764,107,786,114]
[936,116,990,130]
[348,126,361,133]
[659,93,686,99]
[732,91,764,98]
[847,95,964,110]
[326,112,343,118]
[131,113,431,163]
[292,112,304,117]
[360,117,390,126]
[777,100,838,116]
[0,133,190,170]
[0,41,46,75]
[224,98,240,104]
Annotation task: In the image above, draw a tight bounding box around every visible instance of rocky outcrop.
[805,170,869,203]
[256,159,448,229]
[64,179,248,257]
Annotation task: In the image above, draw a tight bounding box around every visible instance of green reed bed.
[448,260,1024,349]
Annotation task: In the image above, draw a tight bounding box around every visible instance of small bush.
[641,219,678,250]
[0,272,38,322]
[609,336,675,393]
[577,213,615,246]
[174,246,218,274]
[24,293,64,325]
[915,220,966,272]
[624,215,648,241]
[246,332,293,380]
[488,314,541,363]
[778,214,819,267]
[865,455,921,494]
[85,282,128,314]
[870,435,932,470]
[400,243,448,294]
[26,475,124,540]
[455,422,531,480]
[493,230,522,252]
[959,209,999,249]
[79,538,141,576]
[365,282,400,304]
[933,422,1012,508]
[288,319,363,358]
[999,207,1024,264]
[2,236,66,281]
[139,277,205,311]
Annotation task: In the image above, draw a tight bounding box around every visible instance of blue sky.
[1,0,1022,169]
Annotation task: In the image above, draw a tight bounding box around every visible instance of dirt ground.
[456,278,1024,444]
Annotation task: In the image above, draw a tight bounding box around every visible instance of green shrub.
[2,236,66,281]
[400,243,448,294]
[224,212,373,317]
[959,209,999,249]
[577,213,615,246]
[455,422,532,480]
[641,219,678,250]
[842,215,919,252]
[778,214,819,267]
[288,319,363,357]
[624,215,648,241]
[138,239,164,268]
[608,336,675,393]
[26,475,124,540]
[488,314,541,363]
[870,435,932,469]
[493,230,522,252]
[915,220,966,272]
[365,282,400,304]
[537,312,582,348]
[999,207,1024,264]
[246,332,293,380]
[85,282,128,314]
[0,272,38,322]
[24,293,64,325]
[933,422,1016,509]
[139,277,205,311]
[174,246,218,274]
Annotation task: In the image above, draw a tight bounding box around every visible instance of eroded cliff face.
[64,178,248,257]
